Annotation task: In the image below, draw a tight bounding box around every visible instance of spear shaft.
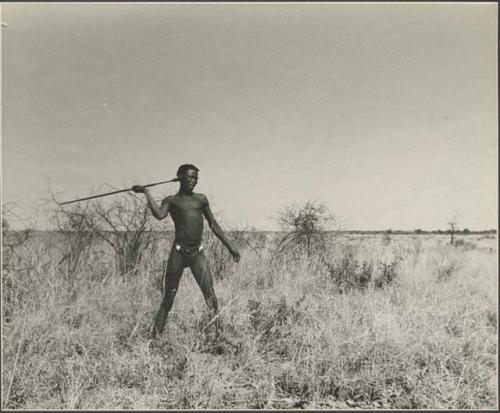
[58,178,179,206]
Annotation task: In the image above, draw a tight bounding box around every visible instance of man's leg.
[152,250,183,338]
[190,252,219,314]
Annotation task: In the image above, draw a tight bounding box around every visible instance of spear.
[58,177,179,206]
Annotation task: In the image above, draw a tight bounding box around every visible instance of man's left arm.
[201,195,240,263]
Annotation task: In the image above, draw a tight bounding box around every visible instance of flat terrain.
[2,232,497,409]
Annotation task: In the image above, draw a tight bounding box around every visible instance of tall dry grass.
[2,232,497,409]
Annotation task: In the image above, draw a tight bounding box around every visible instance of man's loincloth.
[173,243,204,268]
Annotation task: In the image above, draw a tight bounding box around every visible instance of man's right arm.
[132,186,170,220]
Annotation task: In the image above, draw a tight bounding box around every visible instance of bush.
[326,253,400,293]
[435,261,458,282]
[274,201,337,258]
[50,192,171,274]
[326,253,372,293]
[452,239,476,250]
[374,261,400,289]
[2,204,34,272]
[51,201,97,275]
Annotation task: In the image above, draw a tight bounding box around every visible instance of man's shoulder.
[194,193,208,203]
[164,193,207,203]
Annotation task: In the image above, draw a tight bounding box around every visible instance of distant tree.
[463,228,470,235]
[414,229,423,234]
[383,229,392,245]
[448,216,459,245]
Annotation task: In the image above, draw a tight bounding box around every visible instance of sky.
[1,2,497,231]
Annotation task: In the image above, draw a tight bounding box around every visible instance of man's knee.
[161,275,180,308]
[162,285,177,301]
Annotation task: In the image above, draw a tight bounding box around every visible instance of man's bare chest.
[170,196,204,216]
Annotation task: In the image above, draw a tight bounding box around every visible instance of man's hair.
[177,164,199,178]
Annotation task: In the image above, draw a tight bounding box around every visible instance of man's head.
[177,164,199,193]
[177,164,199,178]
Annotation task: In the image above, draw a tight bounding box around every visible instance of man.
[133,164,240,338]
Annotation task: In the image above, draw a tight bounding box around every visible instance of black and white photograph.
[1,2,497,410]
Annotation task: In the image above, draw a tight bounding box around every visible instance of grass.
[2,232,498,409]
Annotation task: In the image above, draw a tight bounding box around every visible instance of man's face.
[182,169,198,192]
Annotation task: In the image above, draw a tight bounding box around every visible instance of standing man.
[133,164,240,338]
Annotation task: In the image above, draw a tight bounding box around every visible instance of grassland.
[1,231,497,409]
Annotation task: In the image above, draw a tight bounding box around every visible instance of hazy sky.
[2,2,497,230]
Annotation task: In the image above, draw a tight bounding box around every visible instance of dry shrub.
[431,250,462,283]
[374,261,400,289]
[50,192,171,275]
[274,201,337,259]
[453,238,476,250]
[325,252,400,293]
[51,201,97,275]
[2,203,34,271]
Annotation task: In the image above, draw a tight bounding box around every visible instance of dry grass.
[2,232,497,409]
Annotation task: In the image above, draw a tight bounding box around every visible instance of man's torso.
[167,192,205,247]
